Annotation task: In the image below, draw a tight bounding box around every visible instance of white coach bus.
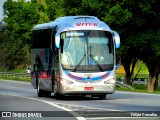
[31,16,120,99]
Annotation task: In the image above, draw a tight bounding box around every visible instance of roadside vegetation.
[0,75,30,82]
[0,68,25,73]
[116,61,160,94]
[116,85,160,94]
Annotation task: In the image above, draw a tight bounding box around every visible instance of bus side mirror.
[113,31,120,48]
[55,32,64,52]
[55,33,60,48]
[116,64,120,69]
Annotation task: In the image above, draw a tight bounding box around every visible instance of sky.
[0,0,6,21]
[0,0,31,21]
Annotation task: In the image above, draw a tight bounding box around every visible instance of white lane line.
[0,93,85,120]
[53,102,122,112]
[0,82,122,111]
[0,84,123,112]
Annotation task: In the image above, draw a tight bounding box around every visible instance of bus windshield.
[60,30,114,72]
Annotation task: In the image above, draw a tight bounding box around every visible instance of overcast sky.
[0,0,31,21]
[0,0,6,21]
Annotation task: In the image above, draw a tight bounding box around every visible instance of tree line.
[0,0,159,92]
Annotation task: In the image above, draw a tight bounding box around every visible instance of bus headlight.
[60,77,74,84]
[104,78,116,84]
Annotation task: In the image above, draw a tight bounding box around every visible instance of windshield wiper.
[72,55,86,72]
[89,45,104,72]
[89,54,104,72]
[73,45,86,72]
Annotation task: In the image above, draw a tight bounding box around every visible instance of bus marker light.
[40,72,51,79]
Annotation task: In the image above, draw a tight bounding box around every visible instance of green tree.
[104,0,160,90]
[128,0,160,92]
[2,0,40,68]
[135,31,160,92]
[34,0,50,23]
[103,1,134,84]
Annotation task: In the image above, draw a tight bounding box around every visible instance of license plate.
[84,87,94,91]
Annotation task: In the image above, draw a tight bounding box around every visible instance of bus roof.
[33,16,111,31]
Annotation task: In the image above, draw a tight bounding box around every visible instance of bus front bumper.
[59,83,115,95]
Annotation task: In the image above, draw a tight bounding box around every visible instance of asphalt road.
[0,79,160,120]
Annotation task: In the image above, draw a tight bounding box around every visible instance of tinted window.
[32,29,52,48]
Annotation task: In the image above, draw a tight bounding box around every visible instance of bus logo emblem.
[76,23,97,27]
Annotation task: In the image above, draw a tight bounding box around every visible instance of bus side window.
[51,29,59,62]
[32,29,51,48]
[42,29,52,48]
[32,30,39,48]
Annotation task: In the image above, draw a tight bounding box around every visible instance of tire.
[54,92,63,100]
[98,94,106,100]
[44,91,51,97]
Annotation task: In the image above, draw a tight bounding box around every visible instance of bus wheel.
[44,91,51,97]
[54,92,63,100]
[98,94,106,100]
[37,81,44,97]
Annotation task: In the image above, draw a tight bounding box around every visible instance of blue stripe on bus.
[64,71,111,81]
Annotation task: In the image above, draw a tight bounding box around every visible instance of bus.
[31,16,120,99]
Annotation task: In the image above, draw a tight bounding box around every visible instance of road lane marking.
[53,102,122,112]
[0,93,85,120]
[0,92,125,119]
[1,80,160,119]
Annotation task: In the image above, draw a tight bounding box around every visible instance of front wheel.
[44,91,51,97]
[54,92,64,100]
[98,94,106,100]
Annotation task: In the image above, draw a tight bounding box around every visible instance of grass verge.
[0,75,31,82]
[116,84,160,94]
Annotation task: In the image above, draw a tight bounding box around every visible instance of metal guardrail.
[0,72,30,81]
[116,73,150,85]
[116,81,133,89]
